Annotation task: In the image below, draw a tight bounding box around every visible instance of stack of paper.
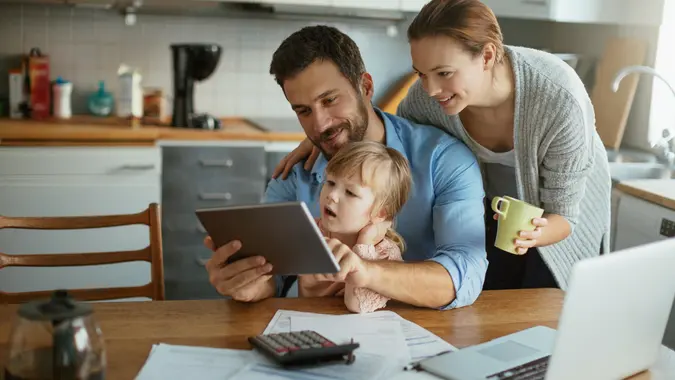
[134,310,456,380]
[264,309,456,362]
[135,344,254,379]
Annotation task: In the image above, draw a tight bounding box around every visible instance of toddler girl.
[299,140,412,313]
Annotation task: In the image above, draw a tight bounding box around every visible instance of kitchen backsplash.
[0,2,657,143]
[0,4,417,118]
[0,3,560,119]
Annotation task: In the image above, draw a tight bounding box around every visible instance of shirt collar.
[311,107,405,183]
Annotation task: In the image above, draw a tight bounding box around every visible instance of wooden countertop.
[0,116,306,146]
[616,179,675,211]
[1,289,673,379]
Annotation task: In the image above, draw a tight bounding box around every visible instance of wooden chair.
[0,203,165,304]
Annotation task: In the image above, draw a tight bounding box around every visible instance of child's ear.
[371,208,388,224]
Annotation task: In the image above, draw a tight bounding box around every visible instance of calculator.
[248,330,360,368]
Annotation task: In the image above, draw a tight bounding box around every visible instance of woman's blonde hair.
[324,141,412,252]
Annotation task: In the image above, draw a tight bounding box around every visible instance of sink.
[609,162,674,186]
[606,148,658,163]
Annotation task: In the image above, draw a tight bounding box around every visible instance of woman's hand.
[272,138,320,180]
[493,214,548,254]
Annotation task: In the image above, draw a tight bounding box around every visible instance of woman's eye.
[346,190,356,197]
[326,180,335,186]
[438,71,453,77]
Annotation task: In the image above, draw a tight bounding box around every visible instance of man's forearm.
[364,260,455,308]
[537,213,571,247]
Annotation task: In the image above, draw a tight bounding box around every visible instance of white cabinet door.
[614,194,675,251]
[335,0,400,10]
[400,0,428,12]
[482,0,551,20]
[261,0,332,5]
[0,147,161,300]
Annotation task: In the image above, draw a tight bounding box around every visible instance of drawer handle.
[199,159,234,168]
[199,192,232,201]
[521,0,547,4]
[195,257,209,267]
[120,164,156,170]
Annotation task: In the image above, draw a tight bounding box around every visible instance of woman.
[272,0,611,291]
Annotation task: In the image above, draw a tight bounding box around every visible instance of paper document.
[230,351,393,380]
[264,310,456,363]
[290,315,409,363]
[135,343,253,380]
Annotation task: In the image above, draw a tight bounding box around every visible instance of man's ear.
[360,72,375,101]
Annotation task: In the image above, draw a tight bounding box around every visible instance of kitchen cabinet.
[336,0,401,10]
[400,0,428,12]
[0,147,161,300]
[481,0,665,25]
[613,193,675,251]
[160,143,268,300]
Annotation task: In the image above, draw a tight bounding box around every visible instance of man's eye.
[438,71,453,77]
[346,190,356,197]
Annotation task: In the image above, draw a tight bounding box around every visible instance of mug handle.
[491,196,510,219]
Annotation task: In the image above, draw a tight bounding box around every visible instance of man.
[204,25,487,310]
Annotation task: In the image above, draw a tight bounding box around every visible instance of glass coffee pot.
[4,290,106,380]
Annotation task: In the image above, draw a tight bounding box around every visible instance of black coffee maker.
[170,43,222,129]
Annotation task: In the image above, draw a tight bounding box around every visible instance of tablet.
[195,201,340,276]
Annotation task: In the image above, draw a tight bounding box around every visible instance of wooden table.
[1,289,673,379]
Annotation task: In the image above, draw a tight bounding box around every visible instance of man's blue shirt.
[264,108,487,309]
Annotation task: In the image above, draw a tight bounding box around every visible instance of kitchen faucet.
[612,65,675,167]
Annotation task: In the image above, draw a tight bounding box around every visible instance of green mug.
[491,196,544,255]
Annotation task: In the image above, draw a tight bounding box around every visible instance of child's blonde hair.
[324,141,412,252]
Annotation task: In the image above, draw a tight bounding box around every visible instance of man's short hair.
[269,25,366,91]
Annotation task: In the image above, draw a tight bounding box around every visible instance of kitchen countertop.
[0,116,306,146]
[616,179,675,211]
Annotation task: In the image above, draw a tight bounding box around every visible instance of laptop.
[418,238,675,380]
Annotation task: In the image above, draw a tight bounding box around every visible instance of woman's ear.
[482,43,497,71]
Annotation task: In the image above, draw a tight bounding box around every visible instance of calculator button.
[311,344,322,348]
[322,342,335,347]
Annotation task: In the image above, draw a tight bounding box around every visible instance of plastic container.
[88,80,114,117]
[117,64,143,119]
[52,77,72,119]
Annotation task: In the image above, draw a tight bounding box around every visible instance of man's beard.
[311,99,369,159]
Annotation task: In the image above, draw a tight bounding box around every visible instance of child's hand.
[317,238,371,288]
[357,220,391,245]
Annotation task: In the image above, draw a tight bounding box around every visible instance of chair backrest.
[0,203,164,303]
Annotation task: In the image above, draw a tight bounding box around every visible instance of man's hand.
[316,238,371,288]
[204,236,275,302]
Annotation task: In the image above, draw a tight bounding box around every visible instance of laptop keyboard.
[486,355,550,380]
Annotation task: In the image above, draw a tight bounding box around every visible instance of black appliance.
[170,43,222,129]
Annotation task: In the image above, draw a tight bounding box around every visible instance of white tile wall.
[0,4,415,118]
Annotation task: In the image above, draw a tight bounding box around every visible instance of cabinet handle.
[195,257,209,267]
[120,164,156,170]
[199,192,232,201]
[199,159,234,168]
[521,0,547,4]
